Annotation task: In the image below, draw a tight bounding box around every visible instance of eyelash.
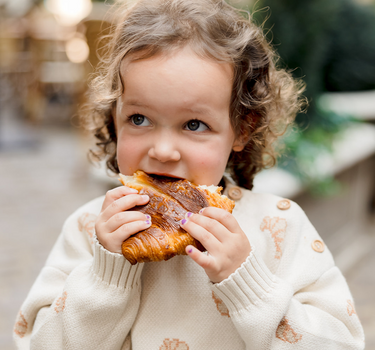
[183,119,210,132]
[127,114,211,131]
[127,113,147,125]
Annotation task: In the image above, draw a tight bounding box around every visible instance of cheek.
[116,137,143,170]
[118,139,137,154]
[117,129,142,154]
[192,143,230,172]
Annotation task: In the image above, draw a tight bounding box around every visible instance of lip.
[147,172,184,179]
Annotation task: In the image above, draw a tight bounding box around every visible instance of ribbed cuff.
[211,249,277,314]
[92,238,143,289]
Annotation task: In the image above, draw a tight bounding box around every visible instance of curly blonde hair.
[80,0,305,190]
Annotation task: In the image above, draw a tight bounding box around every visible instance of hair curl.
[80,0,305,190]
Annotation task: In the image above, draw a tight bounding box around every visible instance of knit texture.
[14,188,365,349]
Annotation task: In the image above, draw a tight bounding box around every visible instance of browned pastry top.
[119,171,234,264]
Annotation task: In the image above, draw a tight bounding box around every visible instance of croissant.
[119,171,235,264]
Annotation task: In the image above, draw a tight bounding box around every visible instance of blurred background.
[0,0,374,348]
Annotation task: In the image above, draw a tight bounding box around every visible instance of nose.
[148,133,181,163]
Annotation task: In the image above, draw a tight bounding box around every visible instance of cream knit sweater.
[14,183,365,349]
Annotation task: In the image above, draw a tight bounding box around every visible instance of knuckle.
[126,194,139,206]
[95,221,105,234]
[111,199,120,210]
[105,189,115,198]
[200,257,211,269]
[97,234,109,248]
[121,221,142,235]
[113,212,124,223]
[120,222,130,234]
[202,258,217,273]
[124,185,137,194]
[204,206,218,216]
[94,221,101,231]
[121,223,144,238]
[208,206,219,214]
[210,219,221,231]
[107,187,120,198]
[221,211,232,222]
[135,194,145,203]
[200,230,211,243]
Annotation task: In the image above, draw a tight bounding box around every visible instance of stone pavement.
[0,119,107,349]
[0,122,374,349]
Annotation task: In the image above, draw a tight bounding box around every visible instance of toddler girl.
[14,0,364,348]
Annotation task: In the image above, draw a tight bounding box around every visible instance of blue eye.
[185,120,208,132]
[130,114,150,126]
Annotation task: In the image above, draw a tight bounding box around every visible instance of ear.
[232,142,244,152]
[232,131,250,152]
[232,116,255,152]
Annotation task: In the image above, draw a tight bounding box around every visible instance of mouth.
[146,172,184,180]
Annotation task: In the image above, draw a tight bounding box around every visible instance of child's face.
[114,46,244,186]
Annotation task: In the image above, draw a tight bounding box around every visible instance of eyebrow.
[124,99,214,117]
[182,107,214,117]
[124,99,150,108]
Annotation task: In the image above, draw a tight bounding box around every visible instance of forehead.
[120,46,233,79]
[119,46,233,110]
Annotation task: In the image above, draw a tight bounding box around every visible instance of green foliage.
[249,0,375,194]
[324,1,375,92]
[253,0,375,94]
[276,109,353,193]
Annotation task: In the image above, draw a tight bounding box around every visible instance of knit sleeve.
[13,198,143,350]
[211,201,365,350]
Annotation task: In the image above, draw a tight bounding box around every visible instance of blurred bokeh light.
[0,0,374,349]
[44,0,92,26]
[65,36,90,63]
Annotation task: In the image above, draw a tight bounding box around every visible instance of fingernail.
[145,214,151,220]
[199,208,205,214]
[188,247,193,254]
[142,195,149,200]
[145,220,151,225]
[180,218,187,226]
[129,188,138,193]
[186,212,193,218]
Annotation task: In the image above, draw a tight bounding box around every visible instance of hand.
[180,208,251,283]
[95,186,151,254]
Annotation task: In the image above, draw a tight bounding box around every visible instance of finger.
[101,194,149,221]
[198,207,241,233]
[180,217,221,253]
[101,186,139,211]
[105,211,151,232]
[102,219,152,254]
[184,212,228,242]
[185,245,213,270]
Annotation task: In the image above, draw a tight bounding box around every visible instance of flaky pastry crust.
[119,171,235,264]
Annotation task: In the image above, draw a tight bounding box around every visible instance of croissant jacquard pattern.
[119,171,235,264]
